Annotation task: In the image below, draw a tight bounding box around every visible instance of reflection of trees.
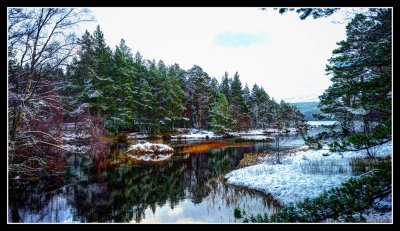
[9,143,272,223]
[75,146,246,223]
[8,176,66,222]
[185,148,245,204]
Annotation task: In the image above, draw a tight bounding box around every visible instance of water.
[307,121,336,126]
[9,138,289,223]
[9,125,332,223]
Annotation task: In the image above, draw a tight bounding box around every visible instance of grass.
[350,156,391,175]
[180,140,256,154]
[238,152,269,168]
[299,158,351,175]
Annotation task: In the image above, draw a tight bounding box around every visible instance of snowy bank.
[225,141,392,205]
[126,142,174,162]
[171,129,221,140]
[127,132,152,139]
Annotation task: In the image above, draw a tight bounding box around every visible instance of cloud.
[213,31,268,48]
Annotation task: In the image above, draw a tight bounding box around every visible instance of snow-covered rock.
[127,142,174,154]
[126,142,174,162]
[225,141,392,205]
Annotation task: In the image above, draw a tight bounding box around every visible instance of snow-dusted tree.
[109,39,136,132]
[230,72,250,131]
[184,65,211,129]
[131,52,151,132]
[219,72,231,104]
[166,64,186,130]
[320,9,391,153]
[209,93,235,134]
[249,84,271,129]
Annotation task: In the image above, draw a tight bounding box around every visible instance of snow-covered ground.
[263,128,299,134]
[225,141,392,206]
[127,132,152,139]
[363,193,392,223]
[60,144,90,153]
[62,132,90,142]
[171,129,221,140]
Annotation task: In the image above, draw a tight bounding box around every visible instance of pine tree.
[110,39,136,132]
[320,9,391,152]
[209,93,235,134]
[230,72,250,131]
[87,25,114,119]
[132,52,151,132]
[166,64,186,131]
[220,72,231,104]
[185,65,211,129]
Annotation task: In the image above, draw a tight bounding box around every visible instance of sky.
[81,7,348,101]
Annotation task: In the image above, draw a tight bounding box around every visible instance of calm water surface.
[9,131,314,223]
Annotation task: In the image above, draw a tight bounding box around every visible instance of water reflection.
[9,140,282,223]
[9,123,335,223]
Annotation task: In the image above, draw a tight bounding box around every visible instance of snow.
[88,90,101,98]
[128,132,150,139]
[126,142,174,162]
[60,144,90,153]
[363,193,392,223]
[225,141,392,206]
[263,128,299,133]
[62,132,90,141]
[171,129,221,140]
[347,107,368,116]
[127,142,174,153]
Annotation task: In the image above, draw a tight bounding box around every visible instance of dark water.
[9,133,308,223]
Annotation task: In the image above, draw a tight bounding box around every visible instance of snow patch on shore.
[171,129,221,140]
[225,141,392,205]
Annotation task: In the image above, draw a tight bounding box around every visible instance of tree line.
[64,25,304,135]
[8,8,303,178]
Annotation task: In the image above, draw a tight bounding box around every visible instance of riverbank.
[225,141,392,223]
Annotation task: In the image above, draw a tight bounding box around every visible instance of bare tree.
[8,8,94,179]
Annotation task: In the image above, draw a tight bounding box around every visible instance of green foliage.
[67,25,305,135]
[318,9,391,150]
[303,136,322,150]
[209,93,235,134]
[274,8,339,20]
[233,207,242,219]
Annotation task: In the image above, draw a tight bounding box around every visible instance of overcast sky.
[81,7,347,101]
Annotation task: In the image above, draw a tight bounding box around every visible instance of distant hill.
[289,101,321,121]
[283,94,320,103]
